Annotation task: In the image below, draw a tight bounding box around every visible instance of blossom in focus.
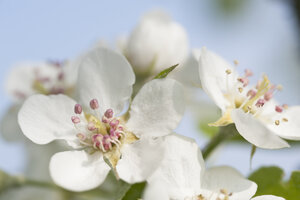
[124,10,189,74]
[18,47,185,191]
[143,134,285,200]
[198,47,300,149]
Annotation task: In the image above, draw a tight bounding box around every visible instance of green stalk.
[202,124,238,160]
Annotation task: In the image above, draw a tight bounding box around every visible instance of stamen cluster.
[195,189,233,200]
[71,99,126,152]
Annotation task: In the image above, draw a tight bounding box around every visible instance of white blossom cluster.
[2,10,300,200]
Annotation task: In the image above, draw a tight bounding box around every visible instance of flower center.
[71,99,131,153]
[210,69,289,127]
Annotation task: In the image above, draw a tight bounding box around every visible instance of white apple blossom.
[143,134,285,200]
[170,49,202,90]
[5,60,78,102]
[125,10,189,73]
[18,47,185,192]
[198,47,300,149]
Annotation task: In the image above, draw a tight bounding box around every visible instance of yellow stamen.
[242,75,271,112]
[85,114,107,134]
[208,110,233,127]
[238,87,243,93]
[282,118,288,122]
[225,69,232,74]
[283,104,289,109]
[32,80,49,95]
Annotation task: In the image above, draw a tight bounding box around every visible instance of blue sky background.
[0,0,300,178]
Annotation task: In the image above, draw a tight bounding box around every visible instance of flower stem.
[202,124,237,160]
[22,178,59,190]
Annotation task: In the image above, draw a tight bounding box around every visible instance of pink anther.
[90,99,99,110]
[74,104,82,114]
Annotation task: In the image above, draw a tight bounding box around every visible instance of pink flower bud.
[71,116,80,124]
[104,109,114,118]
[74,104,82,114]
[90,99,99,110]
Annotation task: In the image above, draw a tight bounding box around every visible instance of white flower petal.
[126,10,188,72]
[231,109,289,149]
[201,166,257,200]
[143,180,170,200]
[251,195,285,200]
[267,106,300,140]
[198,47,238,111]
[18,94,78,145]
[127,79,185,137]
[77,47,135,115]
[148,134,205,199]
[171,48,201,88]
[117,137,164,183]
[50,150,110,192]
[5,62,59,101]
[62,57,82,88]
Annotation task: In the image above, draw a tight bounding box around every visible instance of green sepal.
[153,64,179,79]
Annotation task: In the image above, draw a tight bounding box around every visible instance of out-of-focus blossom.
[198,47,300,149]
[143,134,285,200]
[5,60,79,102]
[18,47,185,191]
[125,10,189,74]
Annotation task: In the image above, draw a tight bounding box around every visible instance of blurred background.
[0,0,300,180]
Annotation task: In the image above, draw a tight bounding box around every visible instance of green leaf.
[249,145,256,169]
[121,182,146,200]
[153,64,179,79]
[248,166,300,199]
[0,170,24,194]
